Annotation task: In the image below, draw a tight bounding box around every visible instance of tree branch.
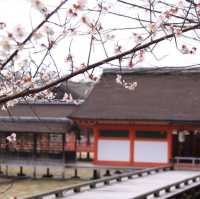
[0,22,200,104]
[0,0,69,70]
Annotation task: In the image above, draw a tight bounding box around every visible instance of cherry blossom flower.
[174,28,182,37]
[123,81,138,91]
[181,44,189,54]
[6,99,18,107]
[41,73,50,82]
[73,99,84,105]
[1,105,6,111]
[0,22,6,29]
[10,133,16,142]
[62,93,73,102]
[13,25,26,40]
[67,8,78,17]
[31,0,48,16]
[116,73,138,90]
[148,23,156,33]
[33,31,44,40]
[65,54,73,63]
[133,33,143,44]
[77,0,87,9]
[6,136,12,143]
[116,74,122,85]
[114,44,122,53]
[0,38,12,51]
[89,74,98,81]
[44,26,54,36]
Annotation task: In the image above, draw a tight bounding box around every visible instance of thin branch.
[118,0,196,23]
[0,0,69,70]
[0,22,200,104]
[181,2,193,29]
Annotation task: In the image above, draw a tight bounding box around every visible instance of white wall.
[98,140,130,161]
[134,141,168,163]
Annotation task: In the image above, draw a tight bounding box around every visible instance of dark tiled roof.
[70,67,200,122]
[0,120,69,133]
[0,103,76,133]
[1,102,77,118]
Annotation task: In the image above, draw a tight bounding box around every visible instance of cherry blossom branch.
[0,22,200,104]
[87,8,195,28]
[118,0,196,23]
[0,0,69,70]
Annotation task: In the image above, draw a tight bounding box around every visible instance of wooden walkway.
[23,167,200,199]
[62,170,200,199]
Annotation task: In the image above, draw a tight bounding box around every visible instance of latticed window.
[99,130,129,138]
[135,131,167,139]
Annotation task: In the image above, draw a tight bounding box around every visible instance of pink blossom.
[174,28,182,36]
[13,25,26,39]
[148,23,156,33]
[62,93,73,102]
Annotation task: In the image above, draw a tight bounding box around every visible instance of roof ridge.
[103,66,200,75]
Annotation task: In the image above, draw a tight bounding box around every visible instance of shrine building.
[70,67,200,167]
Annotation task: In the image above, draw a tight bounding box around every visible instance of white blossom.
[116,74,138,91]
[6,136,12,142]
[31,0,48,15]
[116,74,122,85]
[63,93,73,102]
[1,105,6,111]
[13,25,26,40]
[0,38,12,51]
[6,99,18,107]
[41,73,50,82]
[6,133,16,143]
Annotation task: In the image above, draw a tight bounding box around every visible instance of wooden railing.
[173,156,200,170]
[23,166,173,199]
[65,142,94,152]
[132,174,200,199]
[174,156,200,165]
[162,180,200,198]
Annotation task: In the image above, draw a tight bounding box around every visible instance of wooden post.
[71,168,80,179]
[5,165,8,176]
[55,192,64,198]
[0,135,2,174]
[74,168,78,178]
[79,152,82,160]
[87,152,90,161]
[19,166,23,176]
[47,168,52,177]
[0,165,3,175]
[17,166,26,177]
[33,133,37,179]
[104,170,111,177]
[33,166,36,179]
[92,169,100,179]
[62,133,65,179]
[0,136,3,175]
[74,187,81,193]
[42,168,53,178]
[86,129,91,161]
